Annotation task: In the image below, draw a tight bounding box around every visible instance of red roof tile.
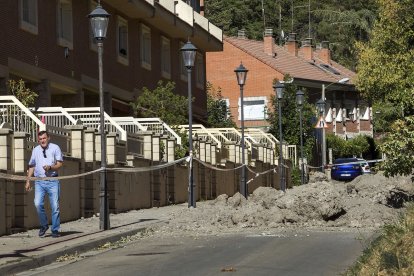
[224,36,355,84]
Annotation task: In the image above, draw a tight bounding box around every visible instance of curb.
[0,224,157,275]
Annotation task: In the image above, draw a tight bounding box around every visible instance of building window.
[117,16,128,65]
[195,53,204,89]
[239,96,267,121]
[161,36,171,79]
[358,106,370,120]
[89,0,98,52]
[57,0,73,49]
[19,0,38,34]
[140,24,151,70]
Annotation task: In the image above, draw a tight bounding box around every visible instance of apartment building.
[0,0,222,119]
[206,30,372,139]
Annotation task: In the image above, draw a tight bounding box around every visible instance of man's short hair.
[38,130,50,137]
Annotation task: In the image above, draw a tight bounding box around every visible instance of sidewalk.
[0,204,184,275]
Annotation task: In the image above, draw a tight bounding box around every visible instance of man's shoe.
[38,226,49,237]
[51,231,60,238]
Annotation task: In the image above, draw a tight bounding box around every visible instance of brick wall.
[0,0,206,119]
[206,40,283,127]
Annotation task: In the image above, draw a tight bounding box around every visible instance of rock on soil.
[146,173,414,237]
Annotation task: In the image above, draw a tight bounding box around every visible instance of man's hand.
[25,181,31,192]
[43,165,51,171]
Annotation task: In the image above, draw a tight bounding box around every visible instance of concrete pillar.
[143,132,153,160]
[106,132,117,166]
[95,131,102,162]
[0,127,13,235]
[199,140,206,162]
[211,143,217,166]
[266,147,271,164]
[35,79,51,108]
[206,141,211,164]
[160,136,168,162]
[228,143,236,163]
[167,138,175,162]
[66,125,86,159]
[152,134,161,162]
[70,89,85,107]
[0,77,8,95]
[258,145,264,162]
[13,132,30,174]
[104,91,112,115]
[0,127,13,171]
[13,132,30,230]
[84,128,96,162]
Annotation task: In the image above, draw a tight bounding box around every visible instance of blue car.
[331,158,362,181]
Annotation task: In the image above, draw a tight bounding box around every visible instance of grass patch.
[345,203,414,275]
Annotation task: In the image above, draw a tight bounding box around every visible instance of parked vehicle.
[357,158,371,174]
[331,158,362,181]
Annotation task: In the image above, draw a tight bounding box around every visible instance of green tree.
[267,77,315,162]
[7,79,38,107]
[356,0,414,178]
[206,82,236,128]
[327,134,371,160]
[130,81,190,159]
[204,0,377,69]
[130,81,188,126]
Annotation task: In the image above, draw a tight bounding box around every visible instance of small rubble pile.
[148,173,414,236]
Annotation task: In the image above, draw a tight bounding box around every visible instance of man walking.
[25,131,64,238]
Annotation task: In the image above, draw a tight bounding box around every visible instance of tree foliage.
[206,82,236,128]
[326,134,370,160]
[378,117,414,179]
[130,81,188,126]
[267,77,315,161]
[7,79,38,107]
[204,0,377,69]
[356,0,414,178]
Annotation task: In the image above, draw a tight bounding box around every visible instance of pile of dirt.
[147,173,414,237]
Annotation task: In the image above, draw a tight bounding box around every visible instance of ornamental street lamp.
[88,2,110,230]
[234,62,248,198]
[320,77,349,172]
[296,89,305,185]
[180,41,197,208]
[273,81,285,191]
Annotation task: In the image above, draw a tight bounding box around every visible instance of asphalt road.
[18,230,371,276]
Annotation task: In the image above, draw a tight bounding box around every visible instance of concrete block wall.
[0,128,13,235]
[0,125,286,236]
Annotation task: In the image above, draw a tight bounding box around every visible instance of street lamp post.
[320,77,349,172]
[316,98,325,172]
[273,81,285,191]
[234,63,248,198]
[180,41,197,208]
[296,89,305,185]
[88,3,110,230]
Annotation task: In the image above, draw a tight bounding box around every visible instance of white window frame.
[117,16,129,66]
[195,53,204,89]
[89,0,98,52]
[161,36,171,79]
[57,0,73,49]
[238,96,268,121]
[19,0,38,35]
[140,24,151,70]
[223,98,230,119]
[179,41,187,82]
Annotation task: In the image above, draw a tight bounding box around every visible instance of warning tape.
[325,158,384,168]
[0,157,187,182]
